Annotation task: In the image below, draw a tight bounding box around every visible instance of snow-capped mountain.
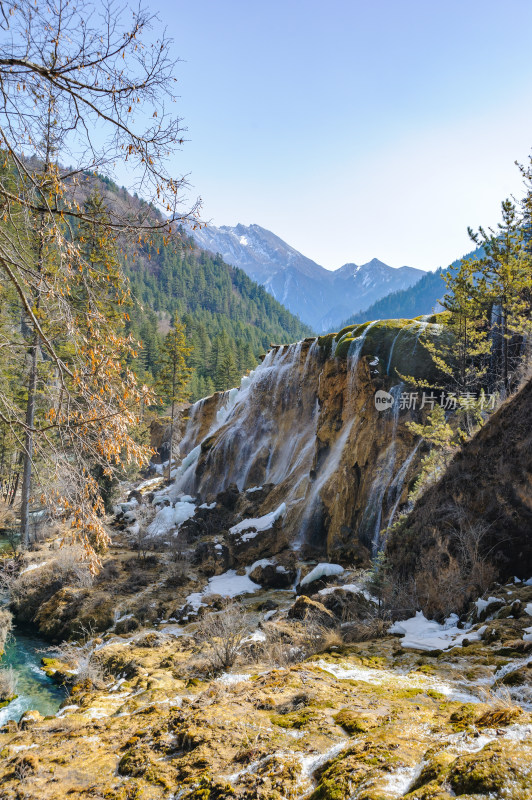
[191,223,425,331]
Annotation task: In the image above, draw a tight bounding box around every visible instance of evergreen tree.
[468,199,532,394]
[156,314,193,478]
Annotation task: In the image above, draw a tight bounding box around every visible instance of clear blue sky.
[147,0,532,271]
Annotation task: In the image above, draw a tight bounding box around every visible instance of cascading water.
[0,629,67,724]
[357,383,404,555]
[295,418,356,550]
[347,321,378,392]
[196,342,320,497]
[385,439,422,530]
[160,320,429,562]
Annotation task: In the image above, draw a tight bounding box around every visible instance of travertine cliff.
[168,319,441,566]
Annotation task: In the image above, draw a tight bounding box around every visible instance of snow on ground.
[474,596,501,616]
[146,499,196,537]
[300,563,344,587]
[389,611,486,652]
[318,582,376,604]
[185,567,261,613]
[216,672,251,686]
[229,503,286,539]
[204,569,260,598]
[136,476,164,492]
[20,561,48,574]
[525,603,532,616]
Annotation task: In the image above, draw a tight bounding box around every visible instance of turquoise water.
[0,629,68,724]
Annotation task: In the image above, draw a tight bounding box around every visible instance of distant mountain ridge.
[335,248,484,331]
[192,223,425,331]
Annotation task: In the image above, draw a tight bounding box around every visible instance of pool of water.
[0,629,68,724]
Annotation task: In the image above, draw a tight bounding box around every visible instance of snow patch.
[389,611,485,652]
[147,499,196,537]
[229,502,286,538]
[300,563,344,587]
[475,596,501,616]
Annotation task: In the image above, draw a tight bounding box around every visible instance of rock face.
[387,376,532,588]
[169,320,442,565]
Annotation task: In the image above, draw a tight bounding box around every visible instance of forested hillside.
[121,227,313,400]
[71,175,313,401]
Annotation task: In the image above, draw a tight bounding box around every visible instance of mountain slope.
[192,223,425,330]
[61,175,314,399]
[120,227,314,399]
[386,376,532,612]
[336,248,484,330]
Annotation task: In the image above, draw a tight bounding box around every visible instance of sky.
[144,0,532,272]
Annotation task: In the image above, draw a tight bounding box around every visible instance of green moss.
[334,336,356,360]
[426,690,445,700]
[180,774,236,799]
[0,695,17,709]
[449,743,532,795]
[317,333,336,355]
[333,708,373,734]
[448,703,477,730]
[309,742,400,800]
[270,708,319,729]
[408,750,455,793]
[328,317,452,384]
[415,664,435,675]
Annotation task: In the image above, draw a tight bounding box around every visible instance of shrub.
[0,666,17,701]
[194,600,251,673]
[0,607,13,654]
[47,636,105,689]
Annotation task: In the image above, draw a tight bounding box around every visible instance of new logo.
[374,390,394,411]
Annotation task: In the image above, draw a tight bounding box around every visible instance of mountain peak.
[191,224,426,331]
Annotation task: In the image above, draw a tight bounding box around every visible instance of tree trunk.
[20,332,38,547]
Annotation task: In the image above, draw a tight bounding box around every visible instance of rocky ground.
[2,493,532,800]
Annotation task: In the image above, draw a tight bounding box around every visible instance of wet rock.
[191,541,231,576]
[229,518,289,566]
[127,489,143,505]
[249,562,295,589]
[449,742,532,795]
[216,483,240,511]
[318,587,375,619]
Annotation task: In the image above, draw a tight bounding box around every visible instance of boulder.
[287,595,336,627]
[19,709,44,729]
[249,562,295,589]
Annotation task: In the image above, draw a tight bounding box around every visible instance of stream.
[0,628,67,725]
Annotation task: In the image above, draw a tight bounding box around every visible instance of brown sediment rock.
[175,331,429,566]
[2,587,532,800]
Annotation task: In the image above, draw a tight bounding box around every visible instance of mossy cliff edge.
[173,317,449,566]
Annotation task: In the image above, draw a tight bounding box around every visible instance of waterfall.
[295,418,356,549]
[386,321,420,375]
[357,384,403,555]
[173,340,321,501]
[171,382,249,497]
[347,320,378,394]
[385,439,422,531]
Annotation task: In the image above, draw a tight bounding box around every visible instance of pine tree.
[156,314,193,478]
[468,199,532,394]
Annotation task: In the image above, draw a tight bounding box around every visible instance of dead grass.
[475,686,523,727]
